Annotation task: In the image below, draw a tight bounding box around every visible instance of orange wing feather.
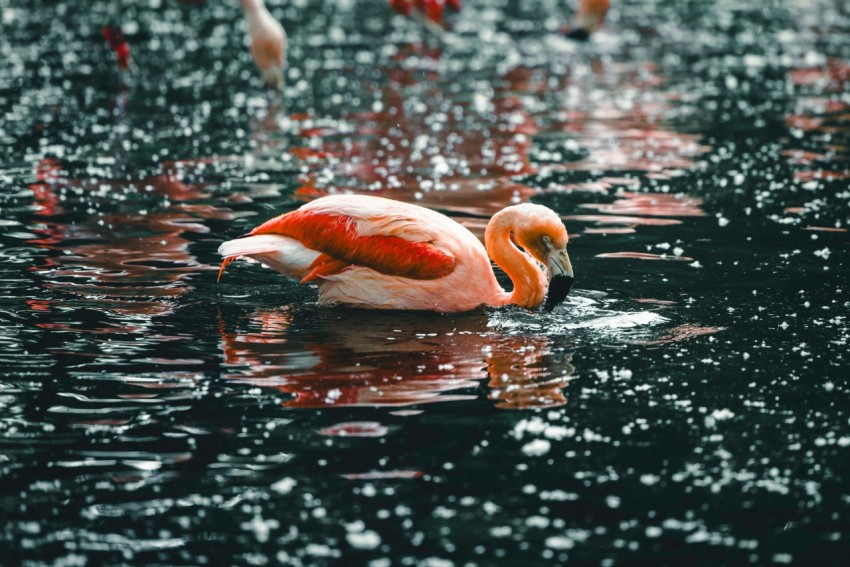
[301,253,351,283]
[250,210,456,280]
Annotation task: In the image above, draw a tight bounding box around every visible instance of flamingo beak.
[544,248,574,312]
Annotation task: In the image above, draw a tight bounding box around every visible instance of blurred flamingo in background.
[218,195,574,312]
[241,0,287,87]
[565,0,611,40]
[103,0,287,86]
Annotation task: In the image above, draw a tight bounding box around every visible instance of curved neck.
[241,0,265,15]
[484,215,547,309]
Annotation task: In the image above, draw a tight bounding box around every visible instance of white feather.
[219,234,319,280]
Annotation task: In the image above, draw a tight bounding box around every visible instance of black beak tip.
[564,28,591,41]
[543,274,575,312]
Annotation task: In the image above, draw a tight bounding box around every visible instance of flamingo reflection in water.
[218,308,574,409]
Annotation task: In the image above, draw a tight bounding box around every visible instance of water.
[1,0,849,563]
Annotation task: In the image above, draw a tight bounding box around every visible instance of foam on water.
[489,290,670,340]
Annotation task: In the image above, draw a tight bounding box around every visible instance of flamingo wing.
[221,196,457,283]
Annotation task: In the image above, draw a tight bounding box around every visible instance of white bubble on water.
[347,530,381,550]
[545,535,575,550]
[814,247,831,259]
[522,439,551,457]
[271,477,296,494]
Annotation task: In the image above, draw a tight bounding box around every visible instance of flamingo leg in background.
[102,24,131,71]
[388,0,462,28]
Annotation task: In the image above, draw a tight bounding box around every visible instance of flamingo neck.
[241,0,265,15]
[484,214,547,309]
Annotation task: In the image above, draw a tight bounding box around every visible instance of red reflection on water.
[389,0,461,27]
[341,470,423,480]
[784,62,850,187]
[285,57,708,228]
[789,59,850,92]
[781,149,828,166]
[291,95,536,197]
[635,324,725,345]
[633,298,678,306]
[583,227,636,234]
[535,63,710,174]
[803,226,848,233]
[794,169,850,181]
[564,215,682,226]
[317,421,389,437]
[71,419,132,426]
[595,252,694,261]
[26,157,235,325]
[28,90,288,330]
[579,192,707,217]
[219,309,572,410]
[487,347,573,409]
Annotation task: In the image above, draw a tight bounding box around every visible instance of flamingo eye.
[542,235,552,247]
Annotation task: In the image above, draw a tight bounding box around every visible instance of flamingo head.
[509,204,575,311]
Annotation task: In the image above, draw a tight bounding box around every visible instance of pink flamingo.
[240,0,287,87]
[218,195,574,312]
[565,0,611,40]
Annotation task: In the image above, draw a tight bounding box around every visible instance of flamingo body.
[219,195,573,312]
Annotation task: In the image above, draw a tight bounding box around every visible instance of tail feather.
[217,234,320,281]
[218,256,236,282]
[219,234,288,258]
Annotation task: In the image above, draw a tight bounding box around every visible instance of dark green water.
[1,0,848,564]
